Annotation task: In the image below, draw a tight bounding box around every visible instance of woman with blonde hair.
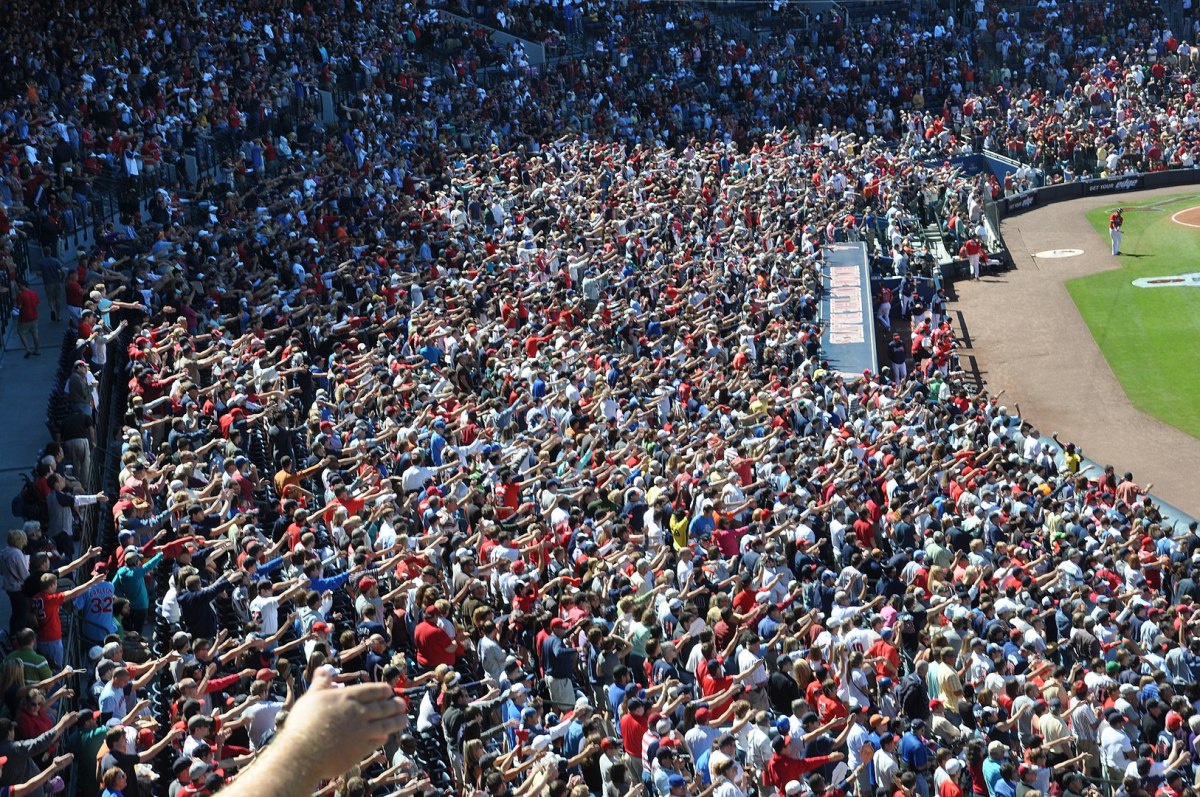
[463,738,487,789]
[712,757,746,797]
[329,506,350,548]
[0,658,25,718]
[15,687,64,747]
[926,564,950,596]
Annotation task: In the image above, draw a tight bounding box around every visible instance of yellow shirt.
[669,515,689,550]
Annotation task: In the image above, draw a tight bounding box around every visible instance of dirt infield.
[1171,205,1200,227]
[951,186,1200,517]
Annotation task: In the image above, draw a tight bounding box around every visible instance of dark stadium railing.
[58,329,126,797]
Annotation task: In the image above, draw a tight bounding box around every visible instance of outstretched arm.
[12,754,74,797]
[215,667,407,797]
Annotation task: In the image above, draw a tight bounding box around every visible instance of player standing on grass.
[1110,207,1123,255]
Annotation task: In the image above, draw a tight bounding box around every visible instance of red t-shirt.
[285,523,305,551]
[513,586,539,614]
[323,495,365,526]
[66,280,84,309]
[853,518,875,547]
[232,471,255,503]
[868,639,901,678]
[16,288,39,322]
[940,778,964,797]
[619,712,648,758]
[31,591,65,642]
[412,619,456,668]
[817,692,848,723]
[16,707,54,745]
[732,588,758,615]
[698,660,735,717]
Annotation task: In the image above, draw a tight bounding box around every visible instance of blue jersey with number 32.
[75,580,116,644]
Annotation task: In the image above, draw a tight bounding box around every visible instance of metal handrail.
[59,331,123,797]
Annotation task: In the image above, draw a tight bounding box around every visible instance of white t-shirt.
[249,596,281,636]
[1099,724,1134,771]
[736,648,767,687]
[244,700,285,748]
[846,722,872,768]
[686,642,707,679]
[713,778,745,797]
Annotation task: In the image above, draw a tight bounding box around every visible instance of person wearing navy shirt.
[888,335,908,381]
[816,571,838,617]
[542,618,579,710]
[185,503,221,536]
[356,603,388,642]
[178,571,242,638]
[892,508,916,551]
[877,566,906,601]
[651,643,683,687]
[363,635,390,682]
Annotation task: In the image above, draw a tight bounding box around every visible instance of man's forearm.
[221,726,323,797]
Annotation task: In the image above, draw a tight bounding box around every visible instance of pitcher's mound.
[1171,206,1200,227]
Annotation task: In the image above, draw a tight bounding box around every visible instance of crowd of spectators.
[5,2,1200,797]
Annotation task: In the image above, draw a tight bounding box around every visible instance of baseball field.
[1068,192,1200,439]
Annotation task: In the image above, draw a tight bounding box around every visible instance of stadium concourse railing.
[982,164,1200,533]
[54,326,126,797]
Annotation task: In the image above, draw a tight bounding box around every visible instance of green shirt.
[112,552,164,610]
[629,622,652,658]
[5,647,52,685]
[67,726,106,797]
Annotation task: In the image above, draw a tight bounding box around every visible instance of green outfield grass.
[1068,193,1200,439]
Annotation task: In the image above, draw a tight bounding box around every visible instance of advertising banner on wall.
[992,168,1200,221]
[1080,175,1144,195]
